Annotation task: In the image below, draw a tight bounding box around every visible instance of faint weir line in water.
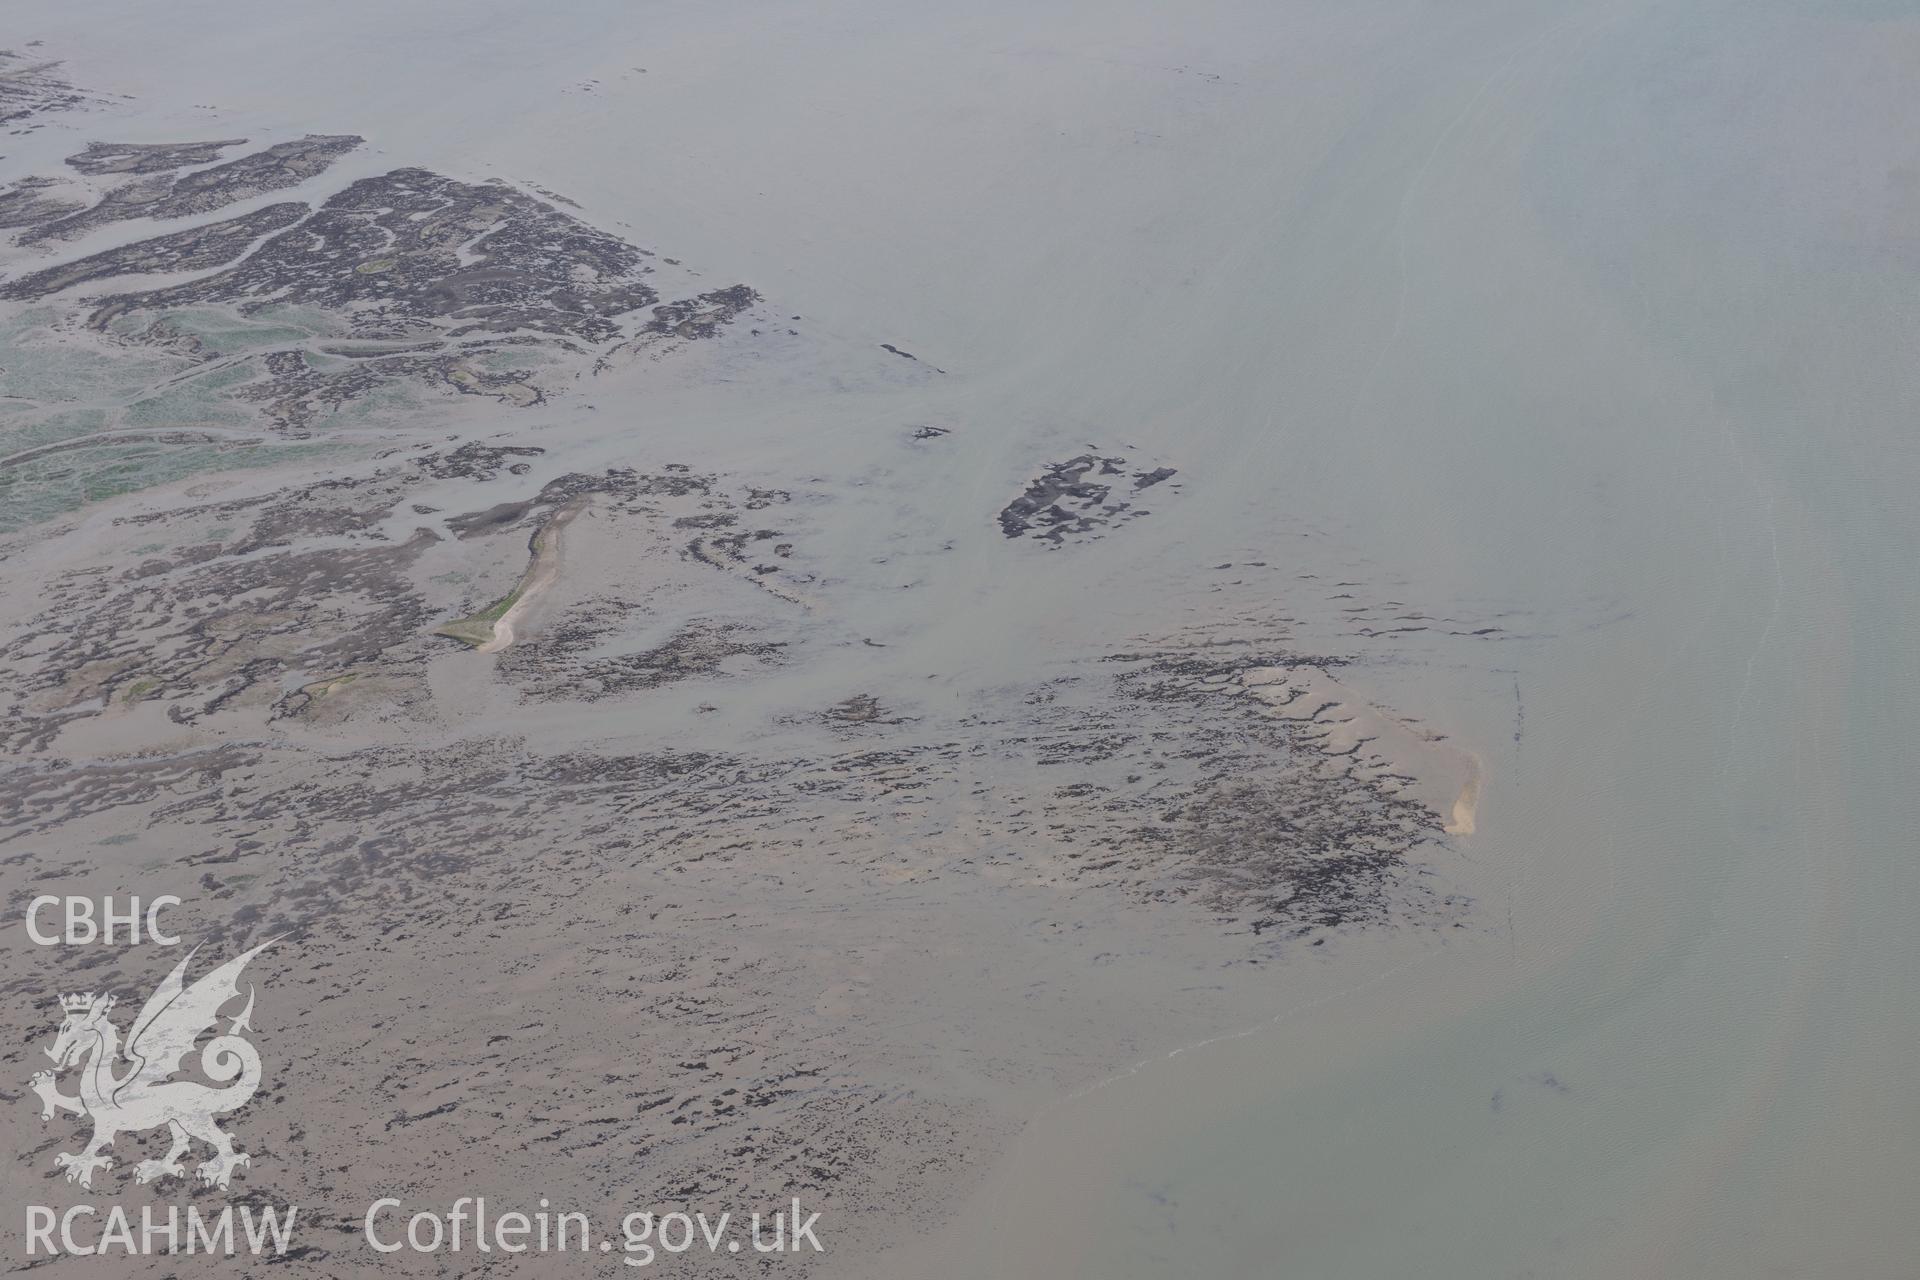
[1054,954,1423,1108]
[1324,3,1606,968]
[1341,9,1593,437]
[971,950,1423,1275]
[1716,415,1784,782]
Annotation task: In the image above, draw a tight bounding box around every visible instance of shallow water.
[806,2,1918,1274]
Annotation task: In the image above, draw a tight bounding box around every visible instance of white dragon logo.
[28,939,277,1190]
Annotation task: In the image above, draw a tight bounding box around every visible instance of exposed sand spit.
[477,498,584,653]
[1240,664,1483,839]
[434,497,586,652]
[1445,752,1483,836]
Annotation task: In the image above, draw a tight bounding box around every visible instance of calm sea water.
[870,1,1920,1275]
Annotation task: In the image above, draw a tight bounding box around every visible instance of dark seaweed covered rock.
[998,452,1179,545]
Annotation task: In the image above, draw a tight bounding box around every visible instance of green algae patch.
[432,584,524,648]
[303,671,362,696]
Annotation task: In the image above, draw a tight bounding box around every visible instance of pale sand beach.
[472,499,586,654]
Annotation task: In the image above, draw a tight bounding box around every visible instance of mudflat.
[3,4,1916,1278]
